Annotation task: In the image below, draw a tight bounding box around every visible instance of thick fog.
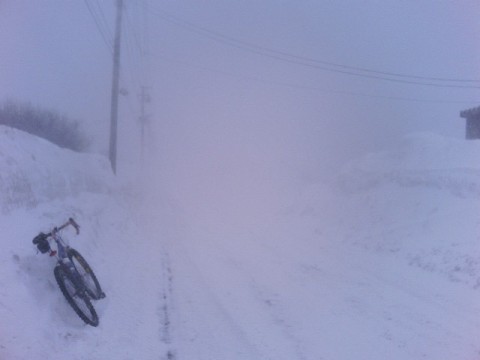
[4,4,480,357]
[2,1,480,217]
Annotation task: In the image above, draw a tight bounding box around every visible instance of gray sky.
[1,1,480,182]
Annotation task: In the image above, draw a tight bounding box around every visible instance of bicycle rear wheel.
[54,265,99,327]
[67,248,105,300]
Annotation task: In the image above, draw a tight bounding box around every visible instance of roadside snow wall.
[0,125,114,213]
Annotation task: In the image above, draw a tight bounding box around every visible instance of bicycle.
[32,218,105,327]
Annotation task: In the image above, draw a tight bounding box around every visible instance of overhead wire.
[92,0,112,39]
[154,52,479,105]
[121,2,153,121]
[83,0,113,54]
[148,7,480,89]
[140,0,152,88]
[122,16,141,119]
[124,4,147,86]
[124,12,142,89]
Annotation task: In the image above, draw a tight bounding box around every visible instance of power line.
[109,0,124,174]
[92,0,113,42]
[123,5,146,94]
[125,5,143,55]
[149,8,480,89]
[83,0,113,54]
[122,1,152,164]
[141,0,151,58]
[140,0,153,88]
[155,53,479,105]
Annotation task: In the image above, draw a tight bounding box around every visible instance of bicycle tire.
[54,265,99,327]
[67,248,105,300]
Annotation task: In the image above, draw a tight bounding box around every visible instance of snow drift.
[0,126,170,359]
[0,126,113,213]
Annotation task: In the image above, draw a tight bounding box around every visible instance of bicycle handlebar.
[39,218,80,239]
[53,217,80,235]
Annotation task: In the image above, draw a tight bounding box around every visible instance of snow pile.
[325,133,480,288]
[0,127,170,359]
[0,126,114,213]
[338,133,480,197]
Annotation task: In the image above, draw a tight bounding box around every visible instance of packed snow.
[2,125,480,359]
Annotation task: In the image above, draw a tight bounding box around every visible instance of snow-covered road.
[156,206,480,360]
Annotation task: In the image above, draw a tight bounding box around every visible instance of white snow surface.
[2,126,480,359]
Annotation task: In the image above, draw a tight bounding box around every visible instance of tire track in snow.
[158,250,176,360]
[165,235,270,359]
[219,251,312,360]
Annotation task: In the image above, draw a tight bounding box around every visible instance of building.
[460,106,480,139]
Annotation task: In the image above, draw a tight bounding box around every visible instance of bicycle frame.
[50,231,68,260]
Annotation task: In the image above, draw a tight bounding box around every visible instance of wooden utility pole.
[109,0,123,174]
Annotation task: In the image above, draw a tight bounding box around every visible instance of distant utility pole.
[139,86,150,161]
[109,0,124,174]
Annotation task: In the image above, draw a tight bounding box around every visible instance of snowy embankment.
[2,125,480,360]
[334,133,480,288]
[0,126,170,359]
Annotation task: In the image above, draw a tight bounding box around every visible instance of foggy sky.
[2,1,480,184]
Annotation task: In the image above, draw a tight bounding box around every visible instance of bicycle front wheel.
[54,265,99,327]
[67,248,105,300]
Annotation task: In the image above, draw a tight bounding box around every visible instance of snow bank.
[0,126,171,359]
[338,132,480,197]
[0,126,114,213]
[300,133,480,289]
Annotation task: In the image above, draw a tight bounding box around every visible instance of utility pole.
[109,0,123,174]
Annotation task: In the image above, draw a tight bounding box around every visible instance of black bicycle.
[32,218,105,327]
